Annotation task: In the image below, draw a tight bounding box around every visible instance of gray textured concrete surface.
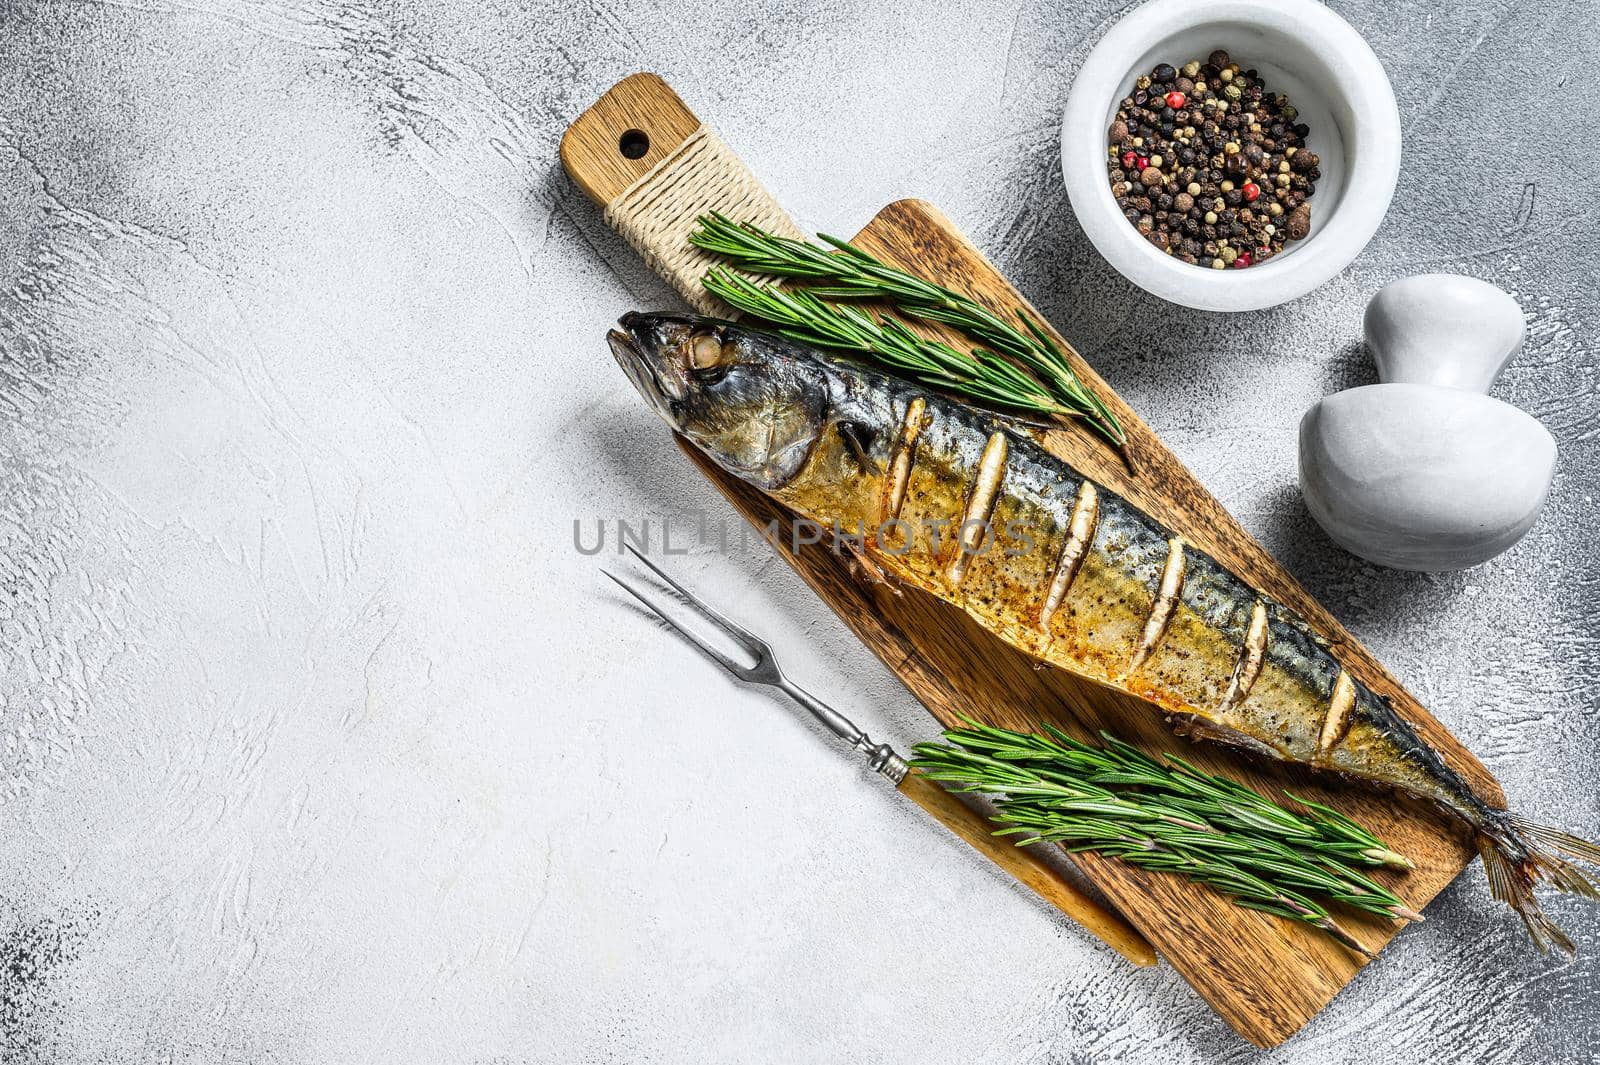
[1,0,1597,1060]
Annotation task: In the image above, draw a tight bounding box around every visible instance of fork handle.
[895,770,1158,967]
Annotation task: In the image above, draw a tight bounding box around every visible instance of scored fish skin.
[608,311,1600,952]
[780,353,1480,809]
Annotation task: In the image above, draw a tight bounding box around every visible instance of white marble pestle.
[1298,274,1555,571]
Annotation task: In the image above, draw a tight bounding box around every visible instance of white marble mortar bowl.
[1060,0,1402,312]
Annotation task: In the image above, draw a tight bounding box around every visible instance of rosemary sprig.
[690,213,1126,447]
[989,804,1377,957]
[941,724,1414,871]
[911,723,1421,952]
[703,270,1069,419]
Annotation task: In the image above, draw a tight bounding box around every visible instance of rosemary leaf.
[910,723,1418,951]
[690,213,1126,447]
[704,268,1069,419]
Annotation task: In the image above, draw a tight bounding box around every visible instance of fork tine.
[620,543,771,659]
[602,569,750,679]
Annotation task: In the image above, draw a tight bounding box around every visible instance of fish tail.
[1477,815,1600,955]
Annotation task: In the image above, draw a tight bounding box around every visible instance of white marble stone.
[1365,273,1527,391]
[1299,383,1555,570]
[1299,275,1555,571]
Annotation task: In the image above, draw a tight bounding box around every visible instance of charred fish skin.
[607,309,1488,799]
[781,340,1493,811]
[610,312,1600,951]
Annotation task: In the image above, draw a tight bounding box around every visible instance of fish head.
[608,312,830,489]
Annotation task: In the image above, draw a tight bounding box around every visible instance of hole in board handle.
[618,129,650,159]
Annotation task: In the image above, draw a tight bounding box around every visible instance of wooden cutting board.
[562,73,1493,1047]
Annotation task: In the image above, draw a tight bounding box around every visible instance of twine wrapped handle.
[559,73,805,315]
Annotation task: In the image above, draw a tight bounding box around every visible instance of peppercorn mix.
[1107,50,1320,269]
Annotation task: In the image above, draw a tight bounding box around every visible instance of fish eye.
[687,330,730,372]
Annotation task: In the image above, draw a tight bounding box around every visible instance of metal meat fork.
[603,544,1157,968]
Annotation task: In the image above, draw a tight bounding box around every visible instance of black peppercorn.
[1286,203,1311,240]
[1106,55,1315,269]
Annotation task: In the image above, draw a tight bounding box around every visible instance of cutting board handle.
[560,72,806,314]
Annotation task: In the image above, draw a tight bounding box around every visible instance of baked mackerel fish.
[608,310,1600,951]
